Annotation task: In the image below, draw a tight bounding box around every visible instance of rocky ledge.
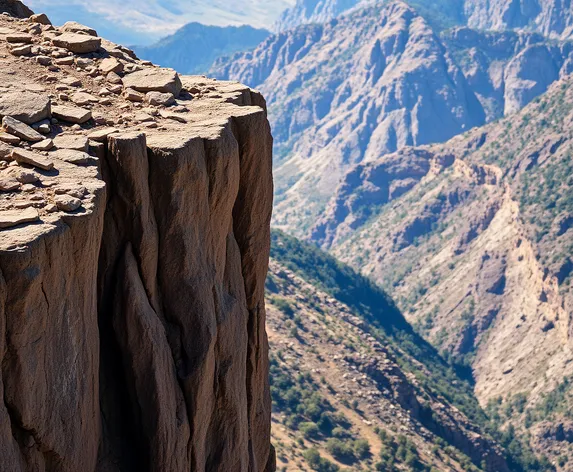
[0,6,274,472]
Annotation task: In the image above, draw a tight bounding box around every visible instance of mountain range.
[133,23,270,75]
[211,0,573,468]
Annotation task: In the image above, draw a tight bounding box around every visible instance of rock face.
[0,10,274,472]
[0,0,32,18]
[464,0,573,39]
[214,1,486,231]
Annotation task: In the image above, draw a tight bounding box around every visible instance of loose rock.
[51,105,92,124]
[0,207,39,228]
[122,69,182,97]
[0,91,51,124]
[54,134,89,151]
[31,138,54,151]
[11,147,54,170]
[55,194,82,212]
[146,91,175,107]
[2,116,45,142]
[52,33,101,54]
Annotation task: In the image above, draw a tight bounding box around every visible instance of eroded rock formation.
[0,9,274,472]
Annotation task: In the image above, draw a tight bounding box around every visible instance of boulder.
[0,0,34,18]
[30,13,51,25]
[122,69,182,97]
[52,33,101,54]
[0,91,51,124]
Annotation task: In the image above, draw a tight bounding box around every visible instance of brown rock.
[11,147,54,170]
[0,132,20,145]
[54,134,88,151]
[71,91,99,106]
[60,21,97,37]
[30,13,51,25]
[2,116,45,142]
[52,33,101,54]
[9,44,31,56]
[0,91,51,124]
[0,177,19,191]
[88,127,117,142]
[51,148,90,165]
[123,87,144,102]
[122,68,182,97]
[52,105,92,124]
[31,138,53,151]
[0,207,39,228]
[99,57,123,74]
[6,33,32,43]
[146,91,175,106]
[55,194,82,212]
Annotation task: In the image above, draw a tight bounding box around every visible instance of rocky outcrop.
[0,11,274,472]
[464,0,573,39]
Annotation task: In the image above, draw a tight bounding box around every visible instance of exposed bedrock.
[0,84,274,471]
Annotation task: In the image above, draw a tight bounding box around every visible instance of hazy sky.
[26,0,294,45]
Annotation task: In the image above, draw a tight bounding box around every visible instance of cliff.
[0,8,274,472]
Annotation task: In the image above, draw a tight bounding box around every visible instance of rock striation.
[0,8,274,472]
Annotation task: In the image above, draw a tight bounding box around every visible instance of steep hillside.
[310,72,573,468]
[267,231,552,472]
[133,23,270,75]
[0,9,274,472]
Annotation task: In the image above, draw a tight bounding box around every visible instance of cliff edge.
[0,7,274,472]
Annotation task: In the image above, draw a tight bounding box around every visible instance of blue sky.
[26,0,295,45]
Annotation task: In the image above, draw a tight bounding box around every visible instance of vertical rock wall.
[0,85,274,471]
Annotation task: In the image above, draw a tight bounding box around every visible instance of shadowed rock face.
[0,10,275,472]
[0,0,33,18]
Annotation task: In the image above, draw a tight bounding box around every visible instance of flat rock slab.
[99,57,123,74]
[122,69,182,97]
[0,132,20,145]
[71,92,99,106]
[88,127,118,142]
[52,105,92,124]
[11,148,54,170]
[0,92,51,124]
[52,33,101,54]
[54,134,89,151]
[51,149,90,165]
[6,33,32,44]
[31,138,54,151]
[2,116,44,142]
[0,208,39,229]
